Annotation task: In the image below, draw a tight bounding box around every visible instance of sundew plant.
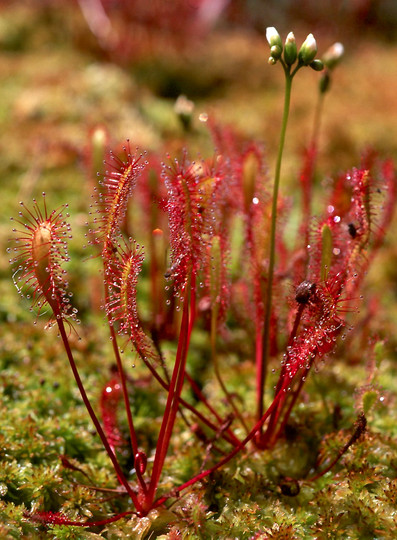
[9,27,396,533]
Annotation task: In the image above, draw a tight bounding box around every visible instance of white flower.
[323,42,344,69]
[266,27,282,49]
[299,33,318,65]
[285,32,296,45]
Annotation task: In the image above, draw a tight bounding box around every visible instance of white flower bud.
[298,33,318,65]
[285,32,296,45]
[270,45,282,60]
[284,32,297,65]
[322,42,344,69]
[266,27,282,50]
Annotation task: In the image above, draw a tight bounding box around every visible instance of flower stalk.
[259,28,324,429]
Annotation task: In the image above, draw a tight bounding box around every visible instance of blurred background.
[1,1,396,160]
[1,0,397,325]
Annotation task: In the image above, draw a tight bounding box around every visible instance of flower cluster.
[266,27,323,71]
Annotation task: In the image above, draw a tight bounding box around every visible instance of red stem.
[260,304,305,447]
[104,282,147,493]
[152,380,289,509]
[136,344,239,447]
[108,321,139,456]
[184,371,241,445]
[147,285,191,505]
[255,325,264,426]
[133,268,240,448]
[271,364,312,445]
[56,316,142,513]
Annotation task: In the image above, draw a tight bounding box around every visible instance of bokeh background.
[1,0,397,333]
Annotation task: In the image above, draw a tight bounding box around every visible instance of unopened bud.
[322,42,344,70]
[266,27,283,50]
[310,59,324,71]
[298,33,318,65]
[319,71,331,94]
[270,44,282,60]
[268,56,277,65]
[284,32,297,65]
